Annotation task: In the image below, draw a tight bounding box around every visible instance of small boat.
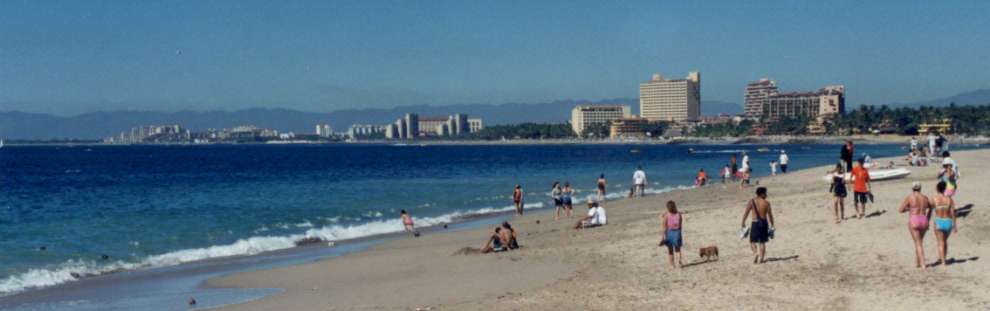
[821,168,911,182]
[756,147,771,153]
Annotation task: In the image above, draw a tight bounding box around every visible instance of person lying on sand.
[574,201,606,229]
[481,227,507,253]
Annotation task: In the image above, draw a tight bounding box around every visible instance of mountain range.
[0,99,740,140]
[3,88,989,140]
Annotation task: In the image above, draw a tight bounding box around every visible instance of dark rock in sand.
[294,237,325,247]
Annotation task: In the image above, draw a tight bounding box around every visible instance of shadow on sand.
[682,259,718,268]
[865,210,887,218]
[956,204,974,218]
[764,255,800,263]
[928,256,980,267]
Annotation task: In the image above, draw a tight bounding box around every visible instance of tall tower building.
[744,78,779,118]
[639,71,701,122]
[404,113,419,139]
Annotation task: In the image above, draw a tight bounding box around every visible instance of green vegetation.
[827,104,990,135]
[690,120,754,138]
[472,123,577,140]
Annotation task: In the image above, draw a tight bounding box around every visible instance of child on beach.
[660,201,684,268]
[770,160,778,176]
[695,169,707,187]
[400,210,419,237]
[501,222,520,250]
[829,164,847,224]
[722,165,731,183]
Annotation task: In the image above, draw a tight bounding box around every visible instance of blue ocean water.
[0,143,957,295]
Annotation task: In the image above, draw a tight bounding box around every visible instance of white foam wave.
[0,203,547,296]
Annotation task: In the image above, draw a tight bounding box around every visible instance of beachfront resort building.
[468,118,484,133]
[347,124,385,139]
[761,85,845,122]
[609,117,654,139]
[570,105,632,136]
[315,124,334,138]
[744,78,779,118]
[639,71,701,123]
[384,113,482,139]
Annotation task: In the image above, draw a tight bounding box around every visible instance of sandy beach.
[211,149,990,310]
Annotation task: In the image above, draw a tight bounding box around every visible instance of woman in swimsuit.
[939,163,958,197]
[596,174,607,205]
[899,182,933,269]
[932,181,958,266]
[659,201,684,268]
[400,210,419,237]
[830,164,847,224]
[562,182,574,218]
[551,182,563,220]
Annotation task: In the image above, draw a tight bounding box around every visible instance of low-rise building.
[609,117,653,139]
[571,105,631,136]
[762,85,844,122]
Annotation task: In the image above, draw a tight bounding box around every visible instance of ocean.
[0,143,959,300]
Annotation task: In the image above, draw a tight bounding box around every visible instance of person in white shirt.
[574,201,606,229]
[633,166,647,197]
[770,160,778,176]
[910,137,918,151]
[779,150,789,173]
[741,153,751,172]
[928,133,937,156]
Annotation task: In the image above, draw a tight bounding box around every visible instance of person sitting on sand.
[899,182,932,269]
[400,210,419,237]
[660,201,684,268]
[513,184,524,216]
[481,227,506,253]
[695,169,707,187]
[741,187,775,264]
[575,201,606,229]
[931,181,957,267]
[501,222,520,250]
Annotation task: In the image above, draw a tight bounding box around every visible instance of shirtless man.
[741,187,775,264]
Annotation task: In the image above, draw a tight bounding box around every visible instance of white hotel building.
[639,71,701,123]
[570,105,631,136]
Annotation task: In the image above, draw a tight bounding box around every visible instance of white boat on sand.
[822,168,911,182]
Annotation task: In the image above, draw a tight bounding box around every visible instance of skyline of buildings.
[639,71,701,123]
[744,78,779,118]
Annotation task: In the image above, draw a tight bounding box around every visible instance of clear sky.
[1,0,989,115]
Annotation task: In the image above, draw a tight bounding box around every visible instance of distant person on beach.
[899,182,932,269]
[552,182,564,220]
[910,136,918,151]
[562,182,574,217]
[730,154,739,181]
[932,181,957,267]
[939,160,958,197]
[779,150,789,173]
[695,169,707,187]
[840,140,855,172]
[928,132,937,156]
[597,174,607,205]
[830,164,847,223]
[633,166,647,197]
[575,201,607,229]
[502,222,520,250]
[660,201,684,268]
[513,185,524,216]
[851,159,872,219]
[770,160,778,176]
[741,187,775,264]
[722,165,731,183]
[941,151,959,177]
[481,227,507,253]
[400,210,419,237]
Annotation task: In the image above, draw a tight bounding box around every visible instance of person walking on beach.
[932,181,957,267]
[840,140,855,172]
[512,185,524,216]
[400,210,419,237]
[596,174,607,205]
[660,201,684,268]
[562,182,574,218]
[830,164,848,223]
[899,182,932,269]
[741,187,775,264]
[633,166,647,197]
[770,160,778,176]
[851,159,871,219]
[779,150,789,173]
[551,182,564,220]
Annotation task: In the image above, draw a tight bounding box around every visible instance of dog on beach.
[699,246,719,261]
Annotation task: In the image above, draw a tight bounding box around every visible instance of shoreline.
[211,149,990,310]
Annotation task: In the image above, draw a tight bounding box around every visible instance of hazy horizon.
[2,1,989,115]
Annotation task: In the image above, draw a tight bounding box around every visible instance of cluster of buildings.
[381,113,483,140]
[105,124,332,144]
[570,71,846,139]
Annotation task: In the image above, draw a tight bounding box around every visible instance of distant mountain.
[890,89,990,107]
[0,98,743,139]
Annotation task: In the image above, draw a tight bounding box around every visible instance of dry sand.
[211,149,990,310]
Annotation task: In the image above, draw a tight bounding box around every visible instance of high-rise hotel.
[639,71,701,122]
[744,78,779,118]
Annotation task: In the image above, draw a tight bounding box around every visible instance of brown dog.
[699,246,719,261]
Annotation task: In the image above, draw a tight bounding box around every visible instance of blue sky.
[1,0,988,115]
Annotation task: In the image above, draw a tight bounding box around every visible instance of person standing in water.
[830,164,847,224]
[512,184,524,216]
[899,182,932,269]
[931,181,957,267]
[633,166,647,197]
[730,154,739,181]
[400,210,419,237]
[596,174,607,206]
[722,165,731,184]
[695,169,707,187]
[770,160,778,176]
[562,182,574,218]
[660,201,684,269]
[779,150,789,173]
[741,187,775,264]
[551,182,563,220]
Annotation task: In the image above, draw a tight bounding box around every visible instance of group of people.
[714,150,788,188]
[900,181,958,268]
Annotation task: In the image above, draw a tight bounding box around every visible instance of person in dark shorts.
[512,184,524,216]
[551,182,563,220]
[850,159,871,219]
[840,140,855,172]
[562,182,574,217]
[741,187,775,264]
[829,163,847,223]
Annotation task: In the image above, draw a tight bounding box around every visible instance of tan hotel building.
[570,105,631,136]
[639,71,701,122]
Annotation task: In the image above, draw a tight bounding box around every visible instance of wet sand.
[211,149,990,310]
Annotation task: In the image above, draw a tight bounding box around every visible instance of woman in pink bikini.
[659,201,684,268]
[899,182,932,269]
